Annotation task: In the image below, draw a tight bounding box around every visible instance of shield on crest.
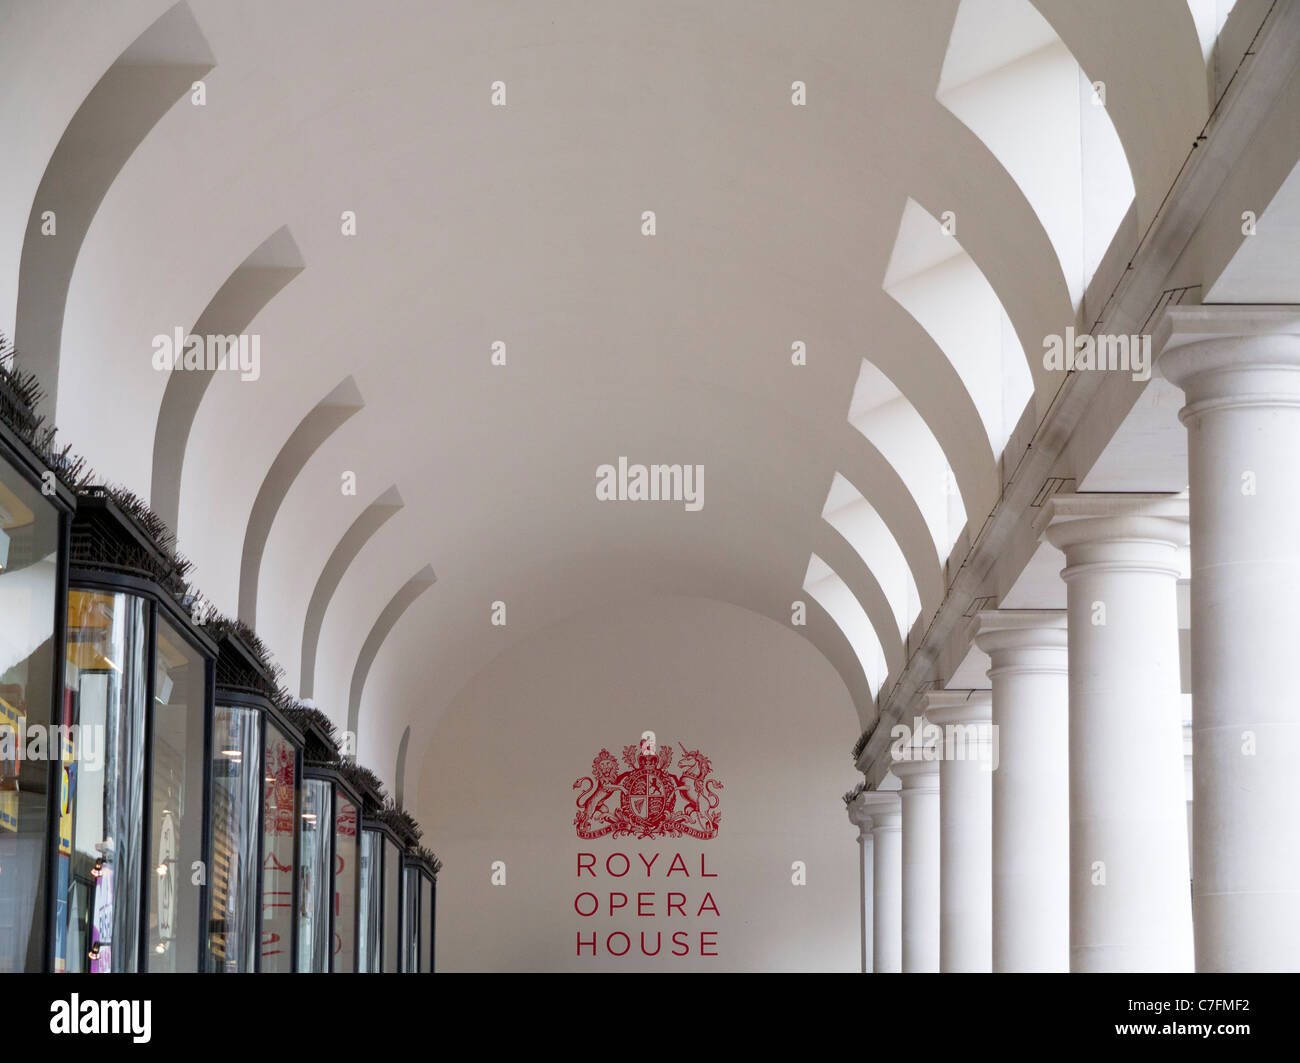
[620,759,677,827]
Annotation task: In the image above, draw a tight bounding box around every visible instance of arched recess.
[832,435,944,619]
[393,589,874,817]
[1030,0,1209,236]
[803,554,888,698]
[352,567,878,783]
[151,225,304,534]
[802,597,876,731]
[812,519,905,678]
[347,564,438,743]
[13,1,214,415]
[300,484,404,698]
[937,0,1136,310]
[822,472,921,642]
[883,197,1036,466]
[237,375,365,625]
[847,357,970,566]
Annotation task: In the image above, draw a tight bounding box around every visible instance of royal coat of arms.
[573,733,723,840]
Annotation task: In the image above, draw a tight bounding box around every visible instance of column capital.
[1155,305,1300,421]
[1155,304,1300,350]
[855,789,901,832]
[974,609,1068,662]
[1040,493,1188,576]
[891,755,941,791]
[920,688,992,727]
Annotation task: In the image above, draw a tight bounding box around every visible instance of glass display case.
[260,715,300,972]
[298,765,361,973]
[0,407,74,973]
[358,818,404,972]
[358,825,381,972]
[398,850,438,974]
[401,856,420,973]
[54,488,215,973]
[206,625,304,972]
[296,775,331,973]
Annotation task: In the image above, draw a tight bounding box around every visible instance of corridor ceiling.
[0,0,1235,800]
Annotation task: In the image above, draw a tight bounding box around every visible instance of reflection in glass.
[297,778,331,973]
[333,795,358,972]
[402,864,420,972]
[261,721,296,972]
[358,830,380,972]
[0,462,61,972]
[57,589,148,972]
[208,705,260,971]
[148,619,206,972]
[382,837,400,972]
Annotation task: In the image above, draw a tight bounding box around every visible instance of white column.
[892,747,940,973]
[857,791,901,973]
[847,795,874,973]
[974,610,1069,972]
[921,690,992,972]
[1157,307,1300,972]
[1045,494,1194,972]
[1183,723,1193,882]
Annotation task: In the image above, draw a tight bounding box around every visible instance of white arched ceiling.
[0,0,211,362]
[883,197,1035,466]
[1030,0,1209,237]
[803,554,888,699]
[822,473,921,642]
[847,357,969,566]
[0,0,1225,800]
[938,0,1136,310]
[1186,0,1240,68]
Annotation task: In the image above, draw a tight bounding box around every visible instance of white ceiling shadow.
[803,553,888,699]
[822,472,922,642]
[936,0,1135,309]
[848,356,967,566]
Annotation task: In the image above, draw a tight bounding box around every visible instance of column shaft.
[859,792,902,973]
[894,758,940,973]
[1047,496,1194,972]
[859,832,874,973]
[1158,310,1300,971]
[976,612,1069,972]
[925,693,992,972]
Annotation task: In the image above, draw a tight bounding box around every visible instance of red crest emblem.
[573,735,723,840]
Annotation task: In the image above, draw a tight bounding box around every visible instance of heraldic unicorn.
[573,732,723,840]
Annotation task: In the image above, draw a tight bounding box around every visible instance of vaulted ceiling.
[1,0,1253,806]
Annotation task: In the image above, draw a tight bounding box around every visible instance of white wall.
[415,595,861,972]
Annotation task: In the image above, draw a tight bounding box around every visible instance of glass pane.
[423,877,434,973]
[333,796,358,972]
[261,721,296,972]
[402,865,420,973]
[207,705,260,972]
[358,830,380,972]
[0,461,61,972]
[147,619,206,972]
[297,778,331,973]
[57,589,148,972]
[382,838,400,972]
